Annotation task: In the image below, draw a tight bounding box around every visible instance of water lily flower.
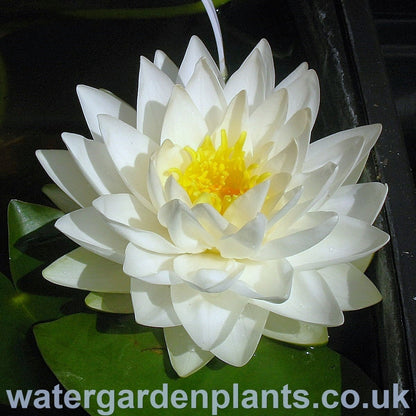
[36,22,389,377]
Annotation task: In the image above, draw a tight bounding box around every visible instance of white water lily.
[37,33,389,377]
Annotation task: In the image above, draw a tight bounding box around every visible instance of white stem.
[200,0,227,79]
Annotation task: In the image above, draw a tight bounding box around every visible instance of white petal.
[249,89,288,148]
[77,85,136,141]
[288,215,390,270]
[270,108,312,172]
[173,253,243,293]
[137,56,174,141]
[93,193,160,232]
[164,326,214,377]
[124,242,179,284]
[36,149,98,208]
[319,182,388,224]
[147,159,167,210]
[131,279,180,327]
[164,175,192,206]
[55,207,127,263]
[305,136,366,199]
[318,263,382,310]
[191,203,231,239]
[85,292,134,314]
[224,48,265,110]
[306,124,382,185]
[211,90,249,148]
[171,284,247,350]
[154,49,178,81]
[263,138,298,176]
[153,139,191,187]
[223,180,270,228]
[158,199,212,252]
[265,185,303,228]
[218,214,267,259]
[275,62,309,90]
[263,313,328,345]
[160,85,208,148]
[62,132,128,195]
[231,258,293,302]
[211,304,269,366]
[41,184,80,213]
[42,247,130,292]
[252,271,344,326]
[98,115,157,208]
[283,69,319,127]
[260,212,338,260]
[256,38,275,93]
[177,35,222,87]
[186,58,227,132]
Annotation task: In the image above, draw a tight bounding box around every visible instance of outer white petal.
[160,85,208,148]
[158,199,212,252]
[275,62,309,90]
[305,124,382,184]
[211,304,269,366]
[224,48,265,110]
[98,115,157,209]
[124,242,179,284]
[164,326,214,377]
[85,292,134,314]
[177,35,222,87]
[41,184,81,213]
[256,38,275,93]
[93,193,163,233]
[154,49,179,81]
[55,207,127,263]
[173,253,243,293]
[282,69,319,127]
[252,271,344,326]
[305,136,366,200]
[171,284,248,350]
[131,279,180,327]
[318,263,382,310]
[248,88,288,148]
[217,214,267,259]
[137,56,174,141]
[231,258,293,302]
[186,58,227,132]
[76,85,136,141]
[223,180,270,228]
[62,133,128,195]
[260,212,338,260]
[42,247,130,292]
[263,313,328,345]
[36,149,98,208]
[288,215,390,270]
[319,182,388,224]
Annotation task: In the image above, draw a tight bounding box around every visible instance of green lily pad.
[1,200,83,405]
[34,313,385,416]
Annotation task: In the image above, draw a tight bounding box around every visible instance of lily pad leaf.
[34,313,385,416]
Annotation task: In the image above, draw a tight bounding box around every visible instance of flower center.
[169,130,270,213]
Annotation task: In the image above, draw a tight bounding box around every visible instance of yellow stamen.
[167,130,271,214]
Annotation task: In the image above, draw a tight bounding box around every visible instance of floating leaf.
[1,200,83,405]
[34,313,384,416]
